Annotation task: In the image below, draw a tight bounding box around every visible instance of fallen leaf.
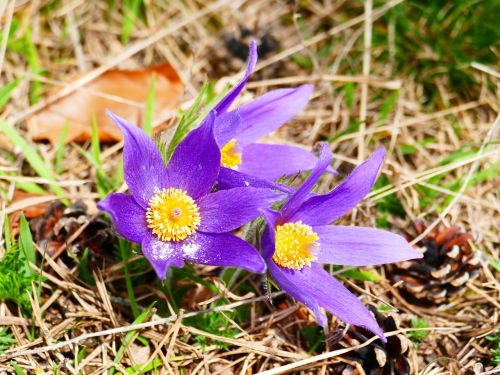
[10,190,51,218]
[7,190,52,238]
[27,64,183,144]
[29,200,116,260]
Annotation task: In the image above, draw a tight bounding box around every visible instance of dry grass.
[0,0,499,374]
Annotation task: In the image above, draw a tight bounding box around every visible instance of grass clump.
[408,317,430,346]
[381,0,499,102]
[0,214,41,315]
[0,245,38,315]
[0,328,15,353]
[486,331,500,365]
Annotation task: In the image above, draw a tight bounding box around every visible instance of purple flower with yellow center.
[98,111,282,279]
[261,144,423,340]
[210,40,334,183]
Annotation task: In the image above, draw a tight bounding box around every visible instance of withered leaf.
[10,190,51,219]
[27,64,183,144]
[7,190,52,238]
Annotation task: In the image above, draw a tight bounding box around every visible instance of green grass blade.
[377,90,399,124]
[343,82,355,109]
[340,267,380,282]
[0,120,64,197]
[15,181,46,194]
[0,169,46,194]
[118,238,139,318]
[161,277,178,313]
[112,162,124,191]
[143,73,156,137]
[19,214,36,276]
[0,327,15,353]
[166,81,222,160]
[0,78,22,109]
[3,213,11,252]
[121,0,142,44]
[77,248,95,285]
[91,114,102,169]
[109,302,154,375]
[489,258,500,273]
[90,115,117,197]
[23,28,42,105]
[408,318,430,346]
[54,121,69,174]
[166,83,209,159]
[75,140,112,197]
[126,358,163,374]
[11,362,27,375]
[291,54,313,70]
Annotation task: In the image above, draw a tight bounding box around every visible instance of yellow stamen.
[221,138,242,169]
[146,188,200,242]
[273,221,319,270]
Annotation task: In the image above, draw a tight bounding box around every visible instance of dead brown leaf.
[7,190,52,237]
[10,190,51,219]
[26,64,183,144]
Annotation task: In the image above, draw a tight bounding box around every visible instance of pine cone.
[207,26,282,79]
[224,26,279,61]
[328,305,411,375]
[30,200,116,261]
[387,221,481,304]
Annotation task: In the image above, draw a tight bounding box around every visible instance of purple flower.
[210,40,334,182]
[261,144,423,340]
[98,111,282,279]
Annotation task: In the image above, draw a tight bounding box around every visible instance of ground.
[0,0,499,374]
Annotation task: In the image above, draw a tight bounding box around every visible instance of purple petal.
[314,225,423,265]
[267,259,326,324]
[141,232,185,280]
[239,143,335,181]
[216,84,314,146]
[166,112,221,199]
[216,167,293,193]
[214,41,257,114]
[180,232,266,273]
[213,110,242,147]
[279,143,333,224]
[260,227,325,319]
[197,188,284,233]
[262,210,280,231]
[290,147,386,226]
[268,261,385,340]
[260,221,278,261]
[97,193,148,243]
[107,111,169,208]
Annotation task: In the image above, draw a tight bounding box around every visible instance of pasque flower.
[209,40,334,183]
[98,111,282,279]
[261,144,423,340]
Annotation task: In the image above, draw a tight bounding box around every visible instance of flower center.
[221,138,242,169]
[146,188,200,242]
[273,221,319,270]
